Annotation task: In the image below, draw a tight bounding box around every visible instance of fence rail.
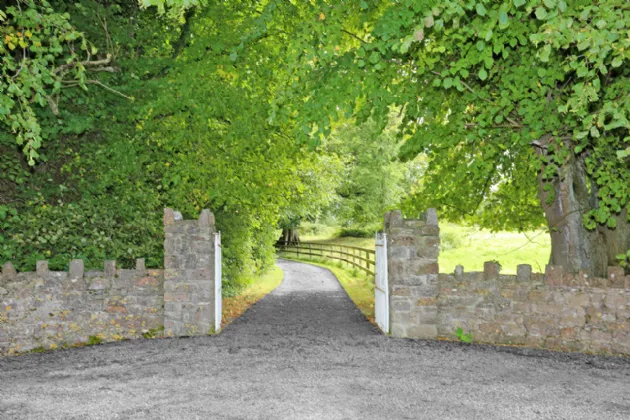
[276,241,375,276]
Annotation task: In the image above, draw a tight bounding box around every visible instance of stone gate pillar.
[163,208,217,336]
[385,209,440,339]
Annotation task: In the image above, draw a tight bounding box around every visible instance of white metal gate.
[375,232,389,333]
[214,232,222,333]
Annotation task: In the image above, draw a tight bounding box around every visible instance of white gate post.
[214,232,222,333]
[375,232,389,333]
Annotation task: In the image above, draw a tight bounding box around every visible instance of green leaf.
[478,67,488,81]
[513,0,526,7]
[539,44,551,62]
[476,4,487,16]
[535,7,547,20]
[499,9,509,28]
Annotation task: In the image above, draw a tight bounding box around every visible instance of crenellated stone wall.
[163,208,217,336]
[437,264,630,355]
[0,208,218,356]
[0,259,163,355]
[385,209,440,339]
[385,209,630,356]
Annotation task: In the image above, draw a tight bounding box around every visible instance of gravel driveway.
[1,259,629,420]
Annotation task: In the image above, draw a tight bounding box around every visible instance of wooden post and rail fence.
[275,241,376,276]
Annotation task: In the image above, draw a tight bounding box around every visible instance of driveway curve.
[1,259,629,420]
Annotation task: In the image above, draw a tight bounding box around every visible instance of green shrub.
[439,230,463,251]
[339,225,380,238]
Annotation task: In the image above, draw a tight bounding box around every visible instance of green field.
[301,223,551,275]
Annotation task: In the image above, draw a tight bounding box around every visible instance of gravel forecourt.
[1,259,629,420]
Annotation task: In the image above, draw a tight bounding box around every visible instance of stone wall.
[385,209,440,339]
[163,208,217,336]
[385,210,630,356]
[437,265,630,355]
[0,208,218,356]
[0,259,163,355]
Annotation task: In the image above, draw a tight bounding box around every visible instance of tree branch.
[54,54,114,75]
[341,29,369,44]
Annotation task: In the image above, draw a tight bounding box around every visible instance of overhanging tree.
[264,0,629,276]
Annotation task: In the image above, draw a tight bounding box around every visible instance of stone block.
[420,225,440,237]
[604,289,626,310]
[483,262,500,281]
[626,276,630,290]
[454,265,464,282]
[416,297,437,306]
[182,255,196,269]
[608,266,626,288]
[198,209,215,228]
[106,305,127,314]
[388,246,410,260]
[391,309,415,325]
[415,237,440,259]
[193,241,213,254]
[414,306,438,324]
[388,234,421,247]
[403,219,426,229]
[478,323,502,336]
[409,284,438,298]
[391,286,410,297]
[36,261,49,277]
[164,255,182,270]
[2,262,17,280]
[88,278,110,290]
[524,317,560,337]
[590,276,608,288]
[164,292,189,302]
[164,239,175,254]
[559,308,586,327]
[426,208,438,226]
[134,276,160,287]
[516,264,532,282]
[164,208,176,226]
[564,274,580,287]
[136,258,146,272]
[391,299,412,312]
[545,265,564,286]
[384,210,403,229]
[104,260,116,277]
[567,292,590,308]
[406,324,438,340]
[69,260,84,279]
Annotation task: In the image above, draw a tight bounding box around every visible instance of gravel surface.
[1,259,629,420]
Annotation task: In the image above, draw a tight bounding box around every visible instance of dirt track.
[1,259,629,419]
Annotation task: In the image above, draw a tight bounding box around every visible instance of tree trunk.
[601,209,630,268]
[278,228,300,245]
[537,151,629,277]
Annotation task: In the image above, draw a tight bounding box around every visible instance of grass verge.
[221,266,284,328]
[278,254,375,325]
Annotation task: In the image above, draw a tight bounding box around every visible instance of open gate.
[214,232,222,333]
[375,232,389,333]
